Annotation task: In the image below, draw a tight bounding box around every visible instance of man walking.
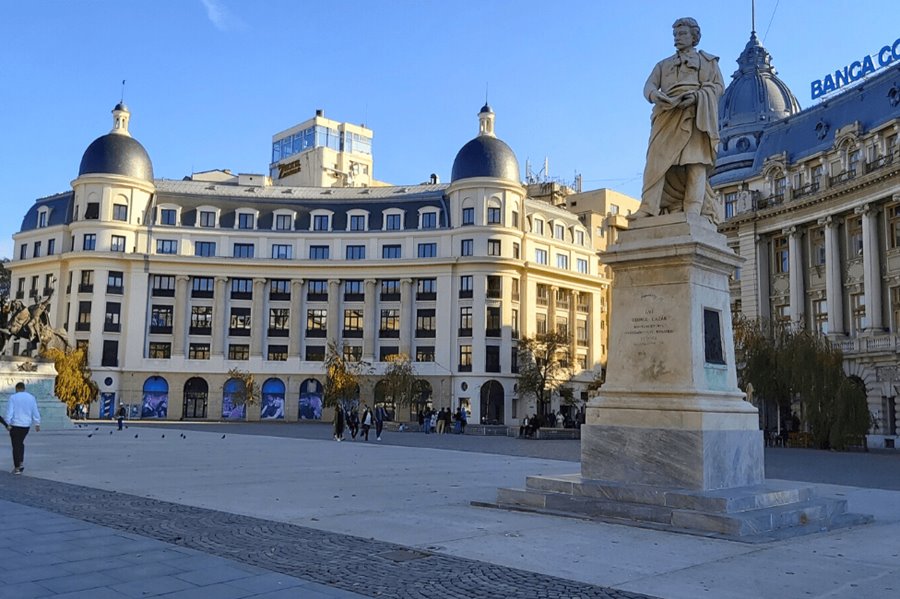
[116,403,127,431]
[5,382,41,474]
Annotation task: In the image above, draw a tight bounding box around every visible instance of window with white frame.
[813,299,828,334]
[274,213,293,231]
[385,213,402,230]
[533,218,544,235]
[348,214,367,231]
[198,210,217,228]
[421,211,437,229]
[272,244,292,259]
[556,254,569,269]
[487,205,501,224]
[156,239,177,255]
[535,248,548,264]
[312,213,330,231]
[237,212,255,230]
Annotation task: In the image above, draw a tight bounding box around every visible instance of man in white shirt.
[5,382,41,475]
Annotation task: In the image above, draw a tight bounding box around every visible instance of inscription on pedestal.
[624,308,674,346]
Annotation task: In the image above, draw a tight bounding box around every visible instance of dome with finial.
[714,31,800,180]
[451,105,519,182]
[78,103,153,181]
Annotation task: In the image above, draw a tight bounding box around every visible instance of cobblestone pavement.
[0,473,656,599]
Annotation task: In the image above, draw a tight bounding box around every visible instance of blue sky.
[2,1,897,258]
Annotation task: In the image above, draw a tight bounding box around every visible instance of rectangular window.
[511,211,519,228]
[344,279,364,301]
[104,302,121,332]
[156,239,177,254]
[535,248,548,264]
[275,214,293,231]
[190,306,212,334]
[851,293,866,332]
[486,275,501,299]
[459,275,473,298]
[346,245,366,260]
[343,309,364,337]
[199,211,216,228]
[229,307,252,336]
[556,316,568,336]
[511,347,519,373]
[19,244,26,260]
[306,309,327,336]
[382,244,401,259]
[309,245,329,260]
[192,276,214,297]
[462,207,474,226]
[233,243,255,258]
[342,345,362,362]
[512,242,520,259]
[576,258,588,273]
[150,305,173,333]
[536,313,548,334]
[810,228,826,266]
[724,192,737,219]
[847,216,863,256]
[151,275,175,296]
[381,279,400,300]
[487,206,501,224]
[418,243,437,258]
[83,234,96,251]
[33,241,41,257]
[813,299,828,334]
[231,278,252,298]
[270,279,290,300]
[47,239,56,255]
[511,308,519,338]
[307,279,328,300]
[576,320,588,345]
[576,230,585,245]
[380,309,400,337]
[459,306,472,336]
[421,212,437,229]
[485,345,501,372]
[533,219,544,235]
[38,211,47,228]
[101,340,118,367]
[892,287,900,333]
[267,345,288,361]
[110,235,126,253]
[313,214,330,231]
[461,239,473,256]
[556,254,569,269]
[416,309,436,337]
[149,342,171,359]
[536,284,549,306]
[380,346,400,361]
[415,346,435,362]
[238,213,255,230]
[417,278,436,300]
[349,214,366,231]
[385,214,402,230]
[458,345,472,371]
[193,241,215,257]
[554,224,565,240]
[189,343,210,360]
[272,244,292,259]
[107,271,124,294]
[486,306,501,336]
[268,308,290,336]
[889,205,900,249]
[773,236,789,274]
[159,208,176,225]
[487,240,501,256]
[76,301,92,330]
[113,204,128,221]
[228,344,250,360]
[305,345,326,361]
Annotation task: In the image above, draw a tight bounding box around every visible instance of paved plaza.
[0,422,898,598]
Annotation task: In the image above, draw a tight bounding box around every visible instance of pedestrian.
[80,403,88,420]
[374,403,386,441]
[458,405,468,434]
[116,403,127,431]
[442,407,452,434]
[360,403,372,441]
[333,404,344,441]
[436,408,446,434]
[5,382,41,474]
[348,407,360,440]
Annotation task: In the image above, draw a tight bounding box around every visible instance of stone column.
[399,278,413,357]
[251,278,266,357]
[327,279,341,351]
[519,273,531,337]
[569,290,579,358]
[549,285,558,333]
[212,276,228,356]
[289,279,304,359]
[820,216,844,335]
[859,204,883,331]
[755,235,771,321]
[363,279,377,361]
[172,275,190,357]
[786,227,805,326]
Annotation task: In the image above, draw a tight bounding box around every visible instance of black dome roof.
[78,133,153,181]
[451,135,519,182]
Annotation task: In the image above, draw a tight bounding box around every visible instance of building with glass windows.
[9,102,631,424]
[712,31,900,448]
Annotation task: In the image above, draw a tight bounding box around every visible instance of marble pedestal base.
[1,359,73,430]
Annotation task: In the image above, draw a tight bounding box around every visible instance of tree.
[516,330,572,414]
[0,258,10,299]
[378,353,421,411]
[44,347,98,411]
[226,368,259,407]
[735,317,870,450]
[323,341,370,411]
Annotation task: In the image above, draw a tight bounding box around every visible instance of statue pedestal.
[495,214,870,540]
[0,359,72,430]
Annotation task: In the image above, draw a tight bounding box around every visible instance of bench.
[533,427,581,440]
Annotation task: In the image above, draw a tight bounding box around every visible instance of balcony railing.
[865,151,894,173]
[792,182,820,200]
[829,169,856,187]
[831,333,900,355]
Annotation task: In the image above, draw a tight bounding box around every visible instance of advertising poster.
[299,378,323,420]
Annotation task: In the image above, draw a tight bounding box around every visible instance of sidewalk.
[2,426,898,598]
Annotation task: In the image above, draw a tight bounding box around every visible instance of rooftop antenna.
[751,0,756,33]
[120,79,126,103]
[485,82,489,105]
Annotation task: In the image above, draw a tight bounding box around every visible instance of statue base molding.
[1,358,73,430]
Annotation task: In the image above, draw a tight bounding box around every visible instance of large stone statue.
[629,17,724,223]
[1,287,69,355]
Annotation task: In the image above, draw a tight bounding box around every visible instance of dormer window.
[274,212,295,231]
[159,208,177,225]
[238,213,255,230]
[348,211,368,231]
[421,211,437,229]
[312,213,331,231]
[37,209,48,228]
[554,223,565,240]
[385,213,403,231]
[533,218,544,235]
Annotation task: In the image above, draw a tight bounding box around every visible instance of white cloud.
[200,0,241,32]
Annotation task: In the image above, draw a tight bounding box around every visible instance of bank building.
[713,30,900,449]
[8,102,638,423]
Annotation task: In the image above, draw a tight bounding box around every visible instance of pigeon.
[161,434,165,438]
[109,431,113,435]
[221,435,226,439]
[87,434,93,438]
[134,434,139,438]
[94,427,99,431]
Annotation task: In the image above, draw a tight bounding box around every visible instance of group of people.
[418,406,467,434]
[332,402,388,442]
[519,410,575,438]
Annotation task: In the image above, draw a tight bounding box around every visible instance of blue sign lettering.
[811,37,900,99]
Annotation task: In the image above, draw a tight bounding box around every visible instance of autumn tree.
[0,258,10,299]
[226,368,260,407]
[735,317,871,450]
[378,353,422,411]
[323,341,371,411]
[516,330,572,415]
[44,347,98,411]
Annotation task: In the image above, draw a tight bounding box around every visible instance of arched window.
[261,378,285,420]
[183,377,208,419]
[141,376,168,419]
[299,378,323,420]
[222,377,247,420]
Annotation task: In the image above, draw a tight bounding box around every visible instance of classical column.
[172,275,190,357]
[519,273,531,337]
[363,279,377,361]
[859,204,883,331]
[820,216,844,335]
[327,279,341,351]
[755,234,771,321]
[549,285,558,332]
[211,276,228,356]
[786,227,805,326]
[288,279,304,359]
[250,278,266,357]
[569,290,579,358]
[399,278,413,357]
